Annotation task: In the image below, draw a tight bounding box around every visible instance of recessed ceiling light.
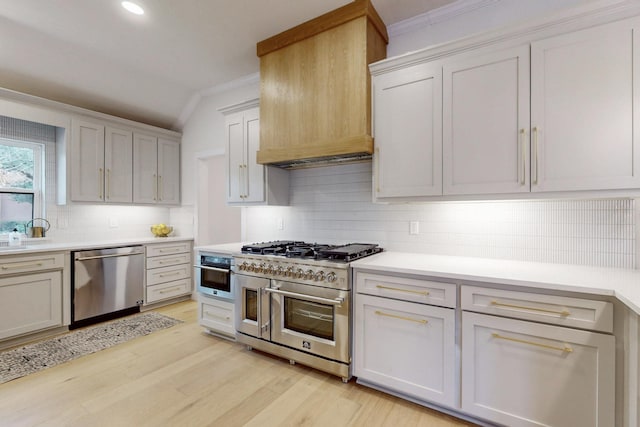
[121,1,144,15]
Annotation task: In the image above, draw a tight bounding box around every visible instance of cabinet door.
[0,271,63,340]
[443,45,530,195]
[461,311,615,427]
[104,126,133,203]
[531,19,640,191]
[133,133,158,204]
[373,62,442,199]
[157,138,180,205]
[226,111,245,203]
[244,107,265,203]
[71,119,105,202]
[354,293,456,407]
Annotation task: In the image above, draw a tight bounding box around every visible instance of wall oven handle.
[264,287,344,306]
[193,265,230,274]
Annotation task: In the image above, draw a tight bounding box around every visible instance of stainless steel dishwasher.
[71,246,145,328]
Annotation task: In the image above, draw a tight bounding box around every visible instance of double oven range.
[234,241,381,382]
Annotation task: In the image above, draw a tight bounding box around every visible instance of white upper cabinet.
[530,19,640,192]
[104,126,133,203]
[443,45,530,195]
[71,119,133,203]
[221,99,289,206]
[133,133,180,205]
[372,62,442,200]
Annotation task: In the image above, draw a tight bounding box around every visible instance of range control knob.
[326,272,337,283]
[314,271,325,281]
[305,269,315,280]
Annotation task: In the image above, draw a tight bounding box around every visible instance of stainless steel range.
[234,241,382,382]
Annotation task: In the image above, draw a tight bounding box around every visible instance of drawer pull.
[490,300,570,317]
[205,311,230,321]
[2,261,45,270]
[159,286,184,294]
[491,333,573,353]
[375,310,428,325]
[376,285,429,296]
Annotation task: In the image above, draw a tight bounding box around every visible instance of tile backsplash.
[243,162,637,269]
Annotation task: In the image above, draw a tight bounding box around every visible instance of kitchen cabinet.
[461,286,615,427]
[70,119,133,203]
[145,241,192,305]
[133,134,180,205]
[0,252,65,340]
[372,62,442,200]
[353,272,456,407]
[442,45,530,195]
[197,293,235,340]
[220,99,289,206]
[530,18,640,192]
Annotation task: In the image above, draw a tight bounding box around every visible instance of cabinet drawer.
[355,272,456,308]
[146,263,191,286]
[198,295,235,338]
[146,241,191,257]
[461,311,615,426]
[461,285,613,333]
[0,252,65,276]
[146,278,191,303]
[146,252,191,269]
[354,293,456,407]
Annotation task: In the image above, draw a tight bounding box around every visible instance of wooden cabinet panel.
[0,271,63,340]
[531,19,640,192]
[354,293,456,407]
[443,45,530,195]
[462,311,615,427]
[373,62,442,199]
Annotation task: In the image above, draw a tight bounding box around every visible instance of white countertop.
[193,243,640,315]
[351,251,640,315]
[0,236,194,255]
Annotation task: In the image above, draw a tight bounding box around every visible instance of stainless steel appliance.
[71,246,145,328]
[194,251,234,300]
[235,241,382,382]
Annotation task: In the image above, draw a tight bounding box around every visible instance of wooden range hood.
[256,0,388,168]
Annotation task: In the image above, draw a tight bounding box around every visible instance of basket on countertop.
[150,224,173,237]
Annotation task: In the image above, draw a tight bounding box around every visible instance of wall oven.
[195,251,234,300]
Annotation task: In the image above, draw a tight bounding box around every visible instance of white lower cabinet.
[198,294,235,339]
[461,311,615,427]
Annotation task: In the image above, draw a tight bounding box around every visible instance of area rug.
[0,312,182,384]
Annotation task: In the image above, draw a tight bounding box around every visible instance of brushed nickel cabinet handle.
[492,333,573,353]
[375,310,428,324]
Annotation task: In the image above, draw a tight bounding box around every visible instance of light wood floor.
[0,301,478,427]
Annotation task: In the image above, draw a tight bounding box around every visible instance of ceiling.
[0,0,455,131]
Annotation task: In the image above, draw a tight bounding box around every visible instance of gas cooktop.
[240,241,382,262]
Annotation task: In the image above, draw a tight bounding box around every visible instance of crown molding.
[388,0,500,38]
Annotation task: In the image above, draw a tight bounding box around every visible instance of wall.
[243,163,637,268]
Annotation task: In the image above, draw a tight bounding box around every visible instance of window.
[0,139,44,234]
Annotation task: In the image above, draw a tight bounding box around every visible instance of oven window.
[284,298,334,341]
[201,268,230,293]
[245,289,257,322]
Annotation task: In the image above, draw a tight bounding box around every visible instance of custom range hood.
[256,0,388,169]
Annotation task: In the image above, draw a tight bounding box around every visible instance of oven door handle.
[264,288,344,306]
[193,265,230,273]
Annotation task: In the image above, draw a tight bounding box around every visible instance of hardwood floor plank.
[0,300,478,427]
